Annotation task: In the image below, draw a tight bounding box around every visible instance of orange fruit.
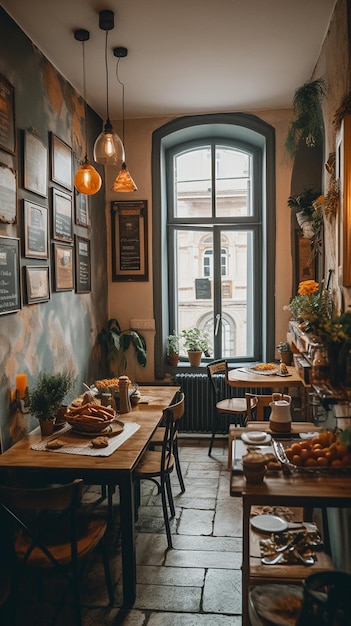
[331,459,343,467]
[334,444,349,459]
[341,454,351,467]
[305,457,317,467]
[299,441,311,450]
[291,454,302,466]
[285,447,294,461]
[300,449,310,462]
[318,432,329,447]
[316,456,328,467]
[291,443,302,455]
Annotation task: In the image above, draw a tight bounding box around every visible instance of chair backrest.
[207,360,229,403]
[0,479,83,568]
[245,393,273,421]
[161,392,185,472]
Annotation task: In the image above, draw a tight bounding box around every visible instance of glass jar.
[311,344,329,385]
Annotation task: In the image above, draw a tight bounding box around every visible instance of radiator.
[173,373,263,433]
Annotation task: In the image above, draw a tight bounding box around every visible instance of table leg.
[119,473,136,607]
[242,497,250,626]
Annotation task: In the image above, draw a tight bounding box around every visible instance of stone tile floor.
[6,437,243,625]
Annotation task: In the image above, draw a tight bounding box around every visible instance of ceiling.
[1,0,337,121]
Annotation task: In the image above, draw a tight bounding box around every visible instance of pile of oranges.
[285,431,351,468]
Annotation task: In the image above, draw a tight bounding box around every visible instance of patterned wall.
[0,8,108,449]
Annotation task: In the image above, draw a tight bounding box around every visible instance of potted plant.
[98,318,147,377]
[28,371,74,435]
[276,341,293,366]
[181,328,211,366]
[166,332,180,366]
[288,188,324,258]
[285,77,326,157]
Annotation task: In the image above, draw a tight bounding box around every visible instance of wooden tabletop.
[228,365,303,388]
[0,385,179,481]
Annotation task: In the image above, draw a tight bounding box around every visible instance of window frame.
[152,113,276,378]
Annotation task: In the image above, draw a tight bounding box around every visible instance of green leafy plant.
[166,332,180,356]
[285,78,326,157]
[28,371,74,421]
[98,318,147,377]
[276,342,291,352]
[287,188,321,219]
[181,328,211,356]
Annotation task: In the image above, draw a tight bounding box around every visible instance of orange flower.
[298,280,319,296]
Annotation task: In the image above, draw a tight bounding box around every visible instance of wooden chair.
[134,392,185,549]
[147,390,185,493]
[207,360,253,456]
[245,392,273,421]
[0,479,114,626]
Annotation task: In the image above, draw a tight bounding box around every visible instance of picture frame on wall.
[111,200,148,282]
[52,187,73,242]
[0,236,21,315]
[26,265,50,304]
[23,130,48,198]
[0,161,16,224]
[74,190,91,228]
[53,242,74,292]
[51,133,72,191]
[0,73,15,155]
[75,235,91,293]
[23,200,48,259]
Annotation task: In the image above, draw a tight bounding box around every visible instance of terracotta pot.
[187,350,202,367]
[279,350,293,365]
[167,354,179,366]
[39,419,55,437]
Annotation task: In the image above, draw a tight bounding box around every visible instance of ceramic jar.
[269,393,292,433]
[242,452,267,484]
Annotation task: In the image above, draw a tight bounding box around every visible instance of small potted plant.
[166,332,180,366]
[98,318,147,377]
[181,328,211,366]
[276,341,293,366]
[28,370,74,435]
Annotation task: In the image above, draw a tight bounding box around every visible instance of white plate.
[242,432,272,445]
[246,364,278,376]
[299,431,319,440]
[250,514,288,533]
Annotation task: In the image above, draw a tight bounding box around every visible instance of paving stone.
[214,500,243,537]
[171,534,242,551]
[165,549,242,570]
[137,564,205,586]
[177,508,214,535]
[147,613,242,626]
[134,583,202,611]
[203,568,242,613]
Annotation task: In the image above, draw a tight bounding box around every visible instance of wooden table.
[227,365,303,389]
[230,425,351,626]
[0,385,179,608]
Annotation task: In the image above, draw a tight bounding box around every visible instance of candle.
[16,373,28,399]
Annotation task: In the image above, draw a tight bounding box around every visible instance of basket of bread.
[65,398,115,433]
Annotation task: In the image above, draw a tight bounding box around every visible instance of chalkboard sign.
[111,200,148,281]
[75,236,91,293]
[195,278,211,299]
[0,236,21,314]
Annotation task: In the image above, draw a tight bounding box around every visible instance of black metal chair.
[134,392,185,548]
[207,359,251,456]
[0,479,114,626]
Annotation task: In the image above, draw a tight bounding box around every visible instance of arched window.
[152,113,276,376]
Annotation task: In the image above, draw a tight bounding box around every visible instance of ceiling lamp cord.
[73,29,102,196]
[93,10,124,166]
[112,49,137,192]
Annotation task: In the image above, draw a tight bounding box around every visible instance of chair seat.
[216,397,248,414]
[135,450,174,477]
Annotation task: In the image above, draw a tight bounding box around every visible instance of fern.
[285,78,326,157]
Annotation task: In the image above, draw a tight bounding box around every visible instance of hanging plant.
[333,90,351,130]
[285,78,326,157]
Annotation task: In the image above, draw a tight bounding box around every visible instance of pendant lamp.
[74,30,102,195]
[112,47,137,192]
[93,10,125,166]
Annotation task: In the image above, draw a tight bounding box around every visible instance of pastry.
[91,436,109,448]
[46,439,64,450]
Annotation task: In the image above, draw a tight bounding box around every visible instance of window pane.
[216,146,252,217]
[176,230,213,356]
[221,230,254,358]
[174,147,212,218]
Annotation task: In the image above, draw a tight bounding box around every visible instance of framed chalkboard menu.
[75,235,91,293]
[0,236,21,314]
[111,200,148,281]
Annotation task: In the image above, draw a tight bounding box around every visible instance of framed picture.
[0,73,15,154]
[25,265,50,304]
[75,235,91,293]
[23,130,48,197]
[23,200,48,259]
[53,242,74,292]
[52,188,73,242]
[75,190,91,228]
[0,161,16,223]
[111,200,148,282]
[51,133,72,190]
[0,236,21,314]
